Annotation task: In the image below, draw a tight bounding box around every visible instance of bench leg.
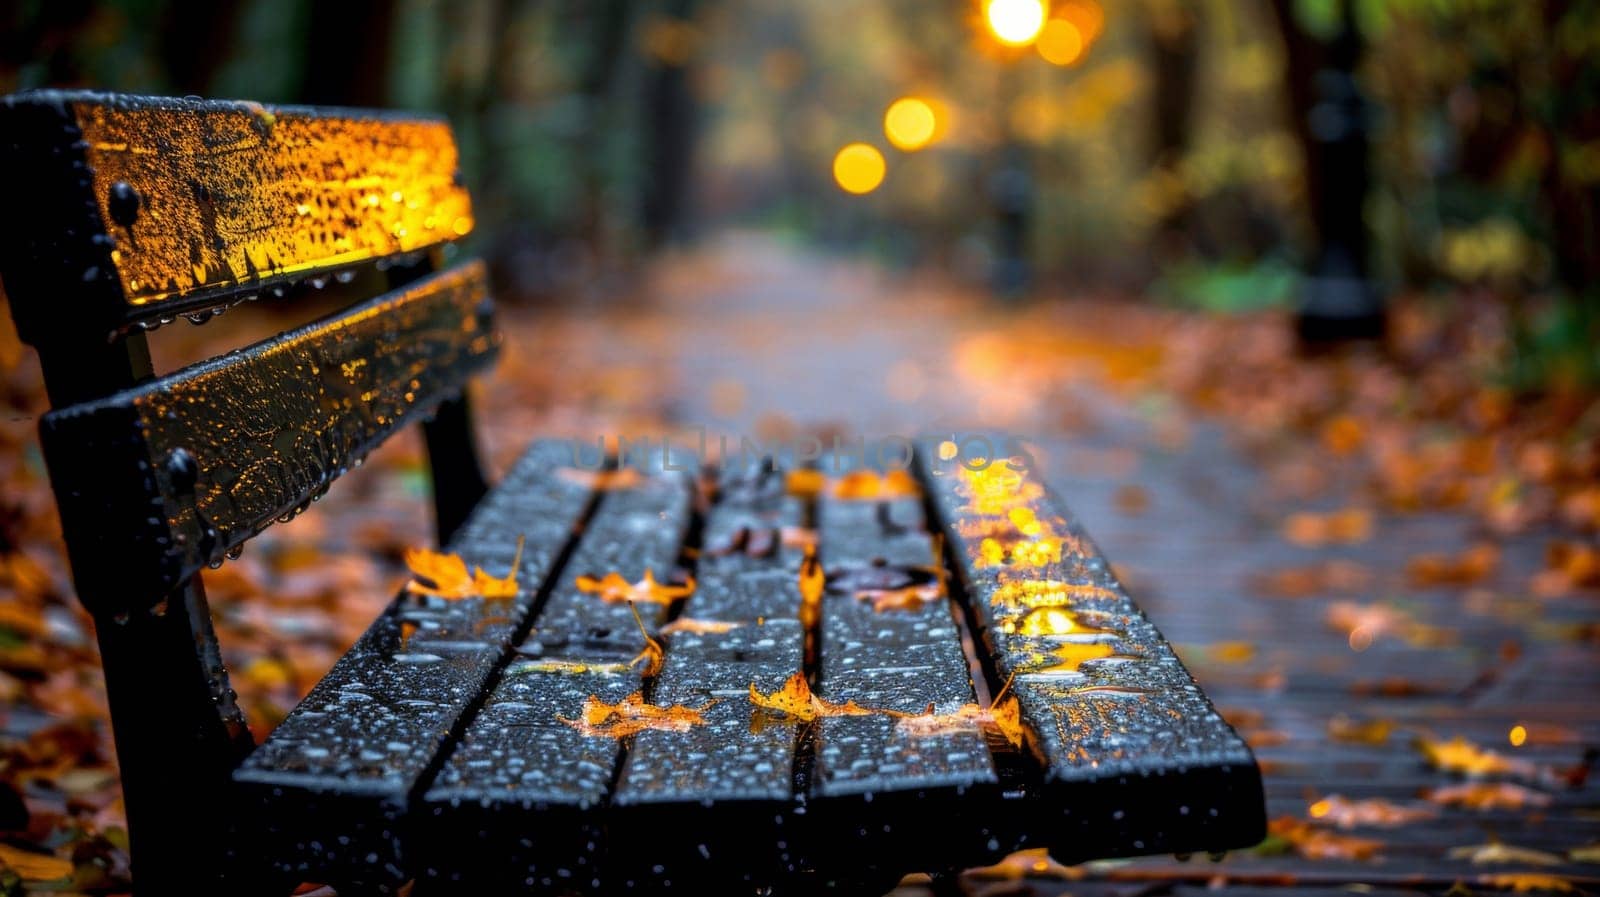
[422,392,490,545]
[94,576,255,894]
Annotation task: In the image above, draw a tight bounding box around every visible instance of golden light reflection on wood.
[72,98,472,306]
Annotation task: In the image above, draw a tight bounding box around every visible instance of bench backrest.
[0,90,495,617]
[0,90,500,886]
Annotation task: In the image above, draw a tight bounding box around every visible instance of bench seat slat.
[807,485,1003,883]
[40,262,497,614]
[418,461,694,891]
[231,440,592,884]
[916,444,1266,862]
[605,461,810,889]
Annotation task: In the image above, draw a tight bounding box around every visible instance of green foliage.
[1151,257,1300,315]
[1505,293,1600,394]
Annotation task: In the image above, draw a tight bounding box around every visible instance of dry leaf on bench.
[561,692,712,738]
[1425,782,1553,811]
[1308,794,1436,828]
[404,536,523,600]
[1266,817,1383,861]
[748,672,874,722]
[575,569,695,605]
[1448,842,1564,867]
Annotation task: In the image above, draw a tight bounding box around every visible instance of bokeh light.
[1036,18,1085,66]
[833,143,887,194]
[884,97,938,152]
[984,0,1047,47]
[1058,0,1105,43]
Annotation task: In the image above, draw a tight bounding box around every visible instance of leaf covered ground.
[1,236,1597,895]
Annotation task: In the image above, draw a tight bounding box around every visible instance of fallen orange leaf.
[575,568,695,605]
[898,674,1024,750]
[1267,817,1383,861]
[1448,842,1564,866]
[659,617,740,635]
[1307,794,1436,828]
[1424,782,1553,811]
[785,469,825,498]
[748,672,874,722]
[1406,542,1500,587]
[856,582,942,612]
[1283,507,1373,547]
[1478,874,1575,894]
[404,536,523,600]
[562,692,712,738]
[1417,735,1535,780]
[959,848,1081,885]
[1326,714,1394,744]
[1251,560,1373,598]
[831,468,920,500]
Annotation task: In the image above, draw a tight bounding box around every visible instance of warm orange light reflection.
[993,580,1118,611]
[884,97,938,152]
[1003,605,1119,637]
[833,143,887,194]
[1036,641,1115,675]
[984,0,1047,46]
[1036,18,1085,66]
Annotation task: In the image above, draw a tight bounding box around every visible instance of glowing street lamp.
[1036,18,1085,66]
[833,143,887,194]
[984,0,1047,47]
[884,97,939,152]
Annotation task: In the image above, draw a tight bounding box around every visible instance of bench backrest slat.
[0,90,472,344]
[39,261,497,615]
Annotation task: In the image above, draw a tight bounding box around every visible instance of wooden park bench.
[0,90,1264,895]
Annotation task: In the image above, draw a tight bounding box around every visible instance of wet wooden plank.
[916,444,1266,864]
[807,483,1004,884]
[0,90,472,338]
[607,619,807,891]
[231,441,592,888]
[38,262,496,614]
[418,460,695,892]
[604,459,812,890]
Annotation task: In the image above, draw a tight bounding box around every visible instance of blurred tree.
[639,0,700,247]
[1268,0,1382,344]
[1146,0,1198,262]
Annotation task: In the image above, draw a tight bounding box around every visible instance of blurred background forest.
[2,0,1598,388]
